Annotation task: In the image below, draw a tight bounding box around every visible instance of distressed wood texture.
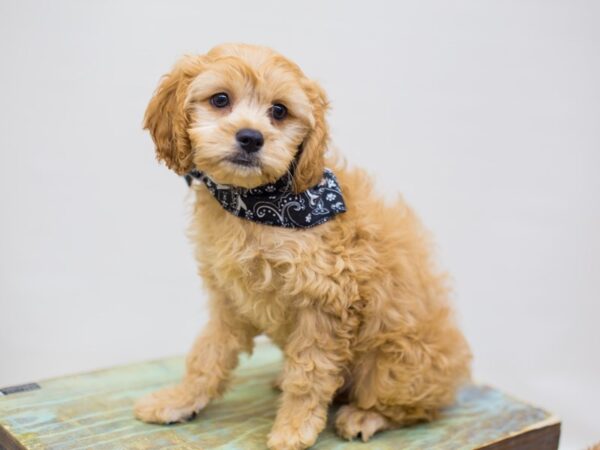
[0,342,559,449]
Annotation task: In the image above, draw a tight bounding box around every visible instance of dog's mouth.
[225,153,260,168]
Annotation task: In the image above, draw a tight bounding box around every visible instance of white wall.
[1,1,598,448]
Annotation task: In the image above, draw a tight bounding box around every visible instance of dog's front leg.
[134,294,257,423]
[267,306,353,450]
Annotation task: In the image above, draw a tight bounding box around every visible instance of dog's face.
[144,44,329,191]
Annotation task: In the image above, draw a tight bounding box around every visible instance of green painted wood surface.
[0,342,558,449]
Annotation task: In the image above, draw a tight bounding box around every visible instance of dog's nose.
[236,128,264,153]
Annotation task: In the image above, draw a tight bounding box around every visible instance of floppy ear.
[143,56,204,175]
[293,79,330,193]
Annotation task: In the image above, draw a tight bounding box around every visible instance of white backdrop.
[1,1,598,448]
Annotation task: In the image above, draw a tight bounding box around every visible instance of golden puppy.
[135,43,471,450]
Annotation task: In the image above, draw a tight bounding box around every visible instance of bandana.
[185,168,346,228]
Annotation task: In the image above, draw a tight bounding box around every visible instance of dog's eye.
[270,103,288,121]
[210,93,230,108]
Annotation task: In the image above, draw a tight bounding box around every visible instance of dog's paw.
[335,404,391,442]
[267,407,324,450]
[134,384,209,424]
[267,425,316,450]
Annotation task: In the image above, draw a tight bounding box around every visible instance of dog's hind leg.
[334,403,393,442]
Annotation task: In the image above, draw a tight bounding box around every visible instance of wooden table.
[0,343,560,449]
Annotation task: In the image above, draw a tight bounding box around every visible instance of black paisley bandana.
[185,168,346,228]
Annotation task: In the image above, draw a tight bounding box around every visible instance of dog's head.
[144,43,329,192]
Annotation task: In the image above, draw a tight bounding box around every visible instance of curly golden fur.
[134,43,472,450]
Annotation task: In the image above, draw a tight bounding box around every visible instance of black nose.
[236,128,264,153]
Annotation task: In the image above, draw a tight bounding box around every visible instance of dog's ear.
[293,79,330,193]
[143,55,204,175]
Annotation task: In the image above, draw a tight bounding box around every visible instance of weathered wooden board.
[0,343,559,449]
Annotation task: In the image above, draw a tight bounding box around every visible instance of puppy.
[134,43,471,450]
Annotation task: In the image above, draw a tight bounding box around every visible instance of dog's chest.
[212,235,301,335]
[193,188,344,336]
[196,212,328,333]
